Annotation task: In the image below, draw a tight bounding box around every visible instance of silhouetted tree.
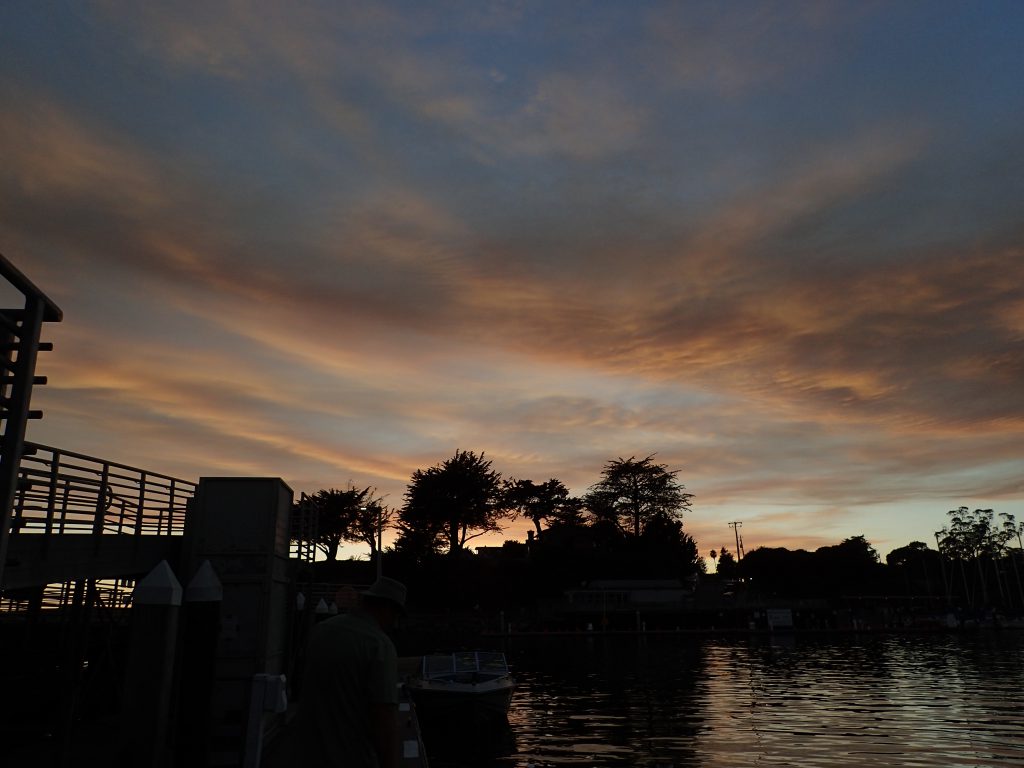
[938,507,994,561]
[503,477,572,537]
[937,507,1010,606]
[740,546,814,596]
[998,513,1024,610]
[299,486,389,561]
[820,535,880,567]
[716,547,739,579]
[397,450,508,557]
[550,495,587,527]
[886,541,942,596]
[1002,512,1024,551]
[886,540,931,568]
[584,455,693,538]
[390,515,444,562]
[534,496,592,552]
[349,498,393,559]
[639,511,704,575]
[813,535,882,595]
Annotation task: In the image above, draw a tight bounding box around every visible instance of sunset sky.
[2,1,1022,562]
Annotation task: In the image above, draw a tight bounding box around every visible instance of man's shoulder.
[320,612,394,647]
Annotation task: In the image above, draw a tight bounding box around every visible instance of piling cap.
[185,560,223,603]
[133,560,183,606]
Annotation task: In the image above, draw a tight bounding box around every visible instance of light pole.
[376,504,383,580]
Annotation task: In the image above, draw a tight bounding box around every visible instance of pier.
[0,254,351,767]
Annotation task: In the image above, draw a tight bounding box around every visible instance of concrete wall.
[182,477,294,767]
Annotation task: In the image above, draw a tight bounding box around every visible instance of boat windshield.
[422,651,509,679]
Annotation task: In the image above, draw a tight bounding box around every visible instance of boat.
[406,651,515,717]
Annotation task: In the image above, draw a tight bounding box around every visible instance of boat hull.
[407,678,515,718]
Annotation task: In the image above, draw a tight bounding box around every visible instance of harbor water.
[421,631,1024,767]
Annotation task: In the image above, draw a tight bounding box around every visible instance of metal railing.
[0,252,62,582]
[0,577,136,615]
[10,442,197,539]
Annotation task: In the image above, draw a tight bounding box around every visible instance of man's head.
[360,576,407,631]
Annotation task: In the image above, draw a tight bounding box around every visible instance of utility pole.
[728,521,744,560]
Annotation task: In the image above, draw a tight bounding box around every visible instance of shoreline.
[481,624,1024,638]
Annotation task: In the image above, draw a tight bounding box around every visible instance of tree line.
[294,449,700,573]
[293,452,1024,614]
[726,508,1024,613]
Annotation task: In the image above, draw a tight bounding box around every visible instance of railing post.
[136,471,147,537]
[93,463,110,537]
[59,481,71,534]
[11,473,26,531]
[168,478,176,534]
[38,449,61,561]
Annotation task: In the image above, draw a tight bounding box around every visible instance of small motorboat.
[406,651,515,716]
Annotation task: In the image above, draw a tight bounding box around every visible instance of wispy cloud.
[4,1,1023,557]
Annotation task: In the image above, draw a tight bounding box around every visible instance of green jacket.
[293,611,398,766]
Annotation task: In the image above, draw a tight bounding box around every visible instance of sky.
[2,1,1023,564]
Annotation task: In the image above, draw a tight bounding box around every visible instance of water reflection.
[695,634,1024,768]
[494,636,706,766]
[436,633,1024,768]
[417,711,516,767]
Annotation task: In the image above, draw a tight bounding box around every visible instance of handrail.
[0,253,62,322]
[10,442,197,538]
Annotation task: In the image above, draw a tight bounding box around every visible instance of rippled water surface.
[425,632,1024,767]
